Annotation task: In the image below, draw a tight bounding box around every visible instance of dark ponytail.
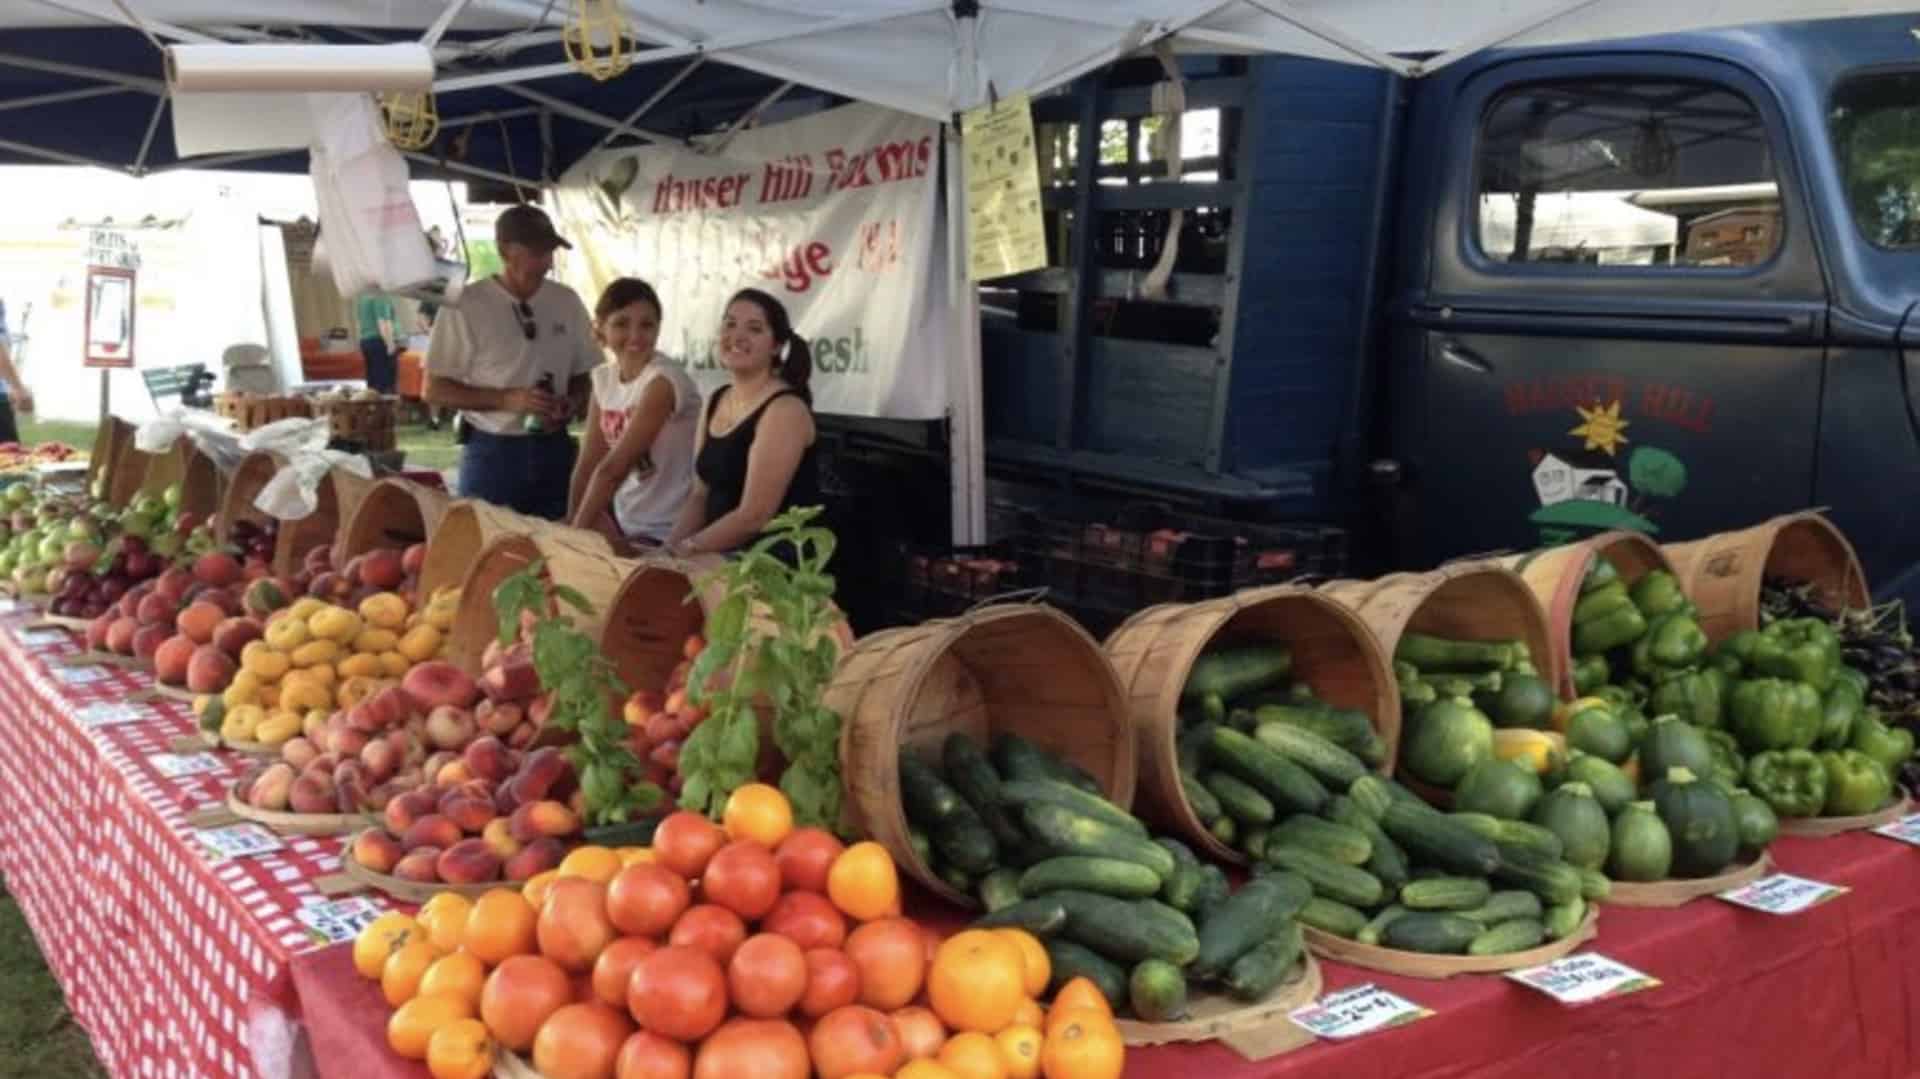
[596,276,662,322]
[728,287,812,405]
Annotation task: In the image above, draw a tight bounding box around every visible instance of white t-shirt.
[425,277,600,435]
[588,358,701,541]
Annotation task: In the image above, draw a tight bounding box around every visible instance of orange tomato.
[426,1017,496,1079]
[722,783,795,847]
[532,1001,634,1079]
[992,930,1050,1000]
[559,845,625,884]
[418,951,488,1009]
[826,842,899,923]
[889,1005,947,1060]
[383,938,441,1008]
[464,890,538,965]
[523,869,562,911]
[995,1026,1043,1079]
[843,917,927,1011]
[774,827,845,894]
[928,930,1026,1034]
[1040,1015,1124,1079]
[352,912,419,980]
[387,993,474,1060]
[537,877,616,973]
[938,1031,1011,1079]
[1009,999,1045,1030]
[652,810,726,879]
[417,893,474,955]
[480,954,573,1052]
[897,1062,963,1079]
[1048,978,1114,1023]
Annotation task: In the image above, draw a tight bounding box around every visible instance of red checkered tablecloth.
[0,610,395,1079]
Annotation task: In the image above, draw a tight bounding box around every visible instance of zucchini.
[1021,803,1175,880]
[1327,796,1409,889]
[1579,866,1612,901]
[1020,857,1163,900]
[1240,826,1271,862]
[1054,891,1200,966]
[1201,771,1276,826]
[974,897,1068,935]
[942,733,1025,848]
[1129,959,1189,1022]
[1468,918,1546,956]
[1184,644,1293,701]
[899,752,968,827]
[1208,727,1330,815]
[1380,802,1502,877]
[1543,896,1586,940]
[1297,896,1369,938]
[1044,937,1128,1006]
[1492,846,1584,905]
[1160,862,1206,913]
[1180,770,1225,823]
[1459,890,1543,927]
[1381,912,1482,955]
[998,779,1146,837]
[1264,846,1385,909]
[1400,877,1493,912]
[1192,872,1311,978]
[1270,815,1372,866]
[1357,904,1410,946]
[1254,722,1369,789]
[978,869,1024,913]
[1225,923,1306,1002]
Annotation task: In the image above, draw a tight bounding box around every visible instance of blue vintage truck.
[828,11,1920,628]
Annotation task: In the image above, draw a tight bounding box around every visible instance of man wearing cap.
[423,204,600,519]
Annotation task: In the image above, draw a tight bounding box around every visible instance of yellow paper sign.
[962,94,1047,282]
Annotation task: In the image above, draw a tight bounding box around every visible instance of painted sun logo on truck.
[1529,398,1689,544]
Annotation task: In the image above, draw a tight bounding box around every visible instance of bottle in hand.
[523,372,557,434]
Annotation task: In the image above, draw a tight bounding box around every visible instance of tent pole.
[590,57,705,154]
[946,4,985,546]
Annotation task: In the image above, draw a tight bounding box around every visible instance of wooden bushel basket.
[419,500,613,602]
[216,451,280,545]
[1663,511,1870,647]
[108,439,189,505]
[178,445,222,520]
[334,477,451,564]
[823,602,1136,907]
[1105,584,1399,863]
[1495,531,1675,699]
[87,416,134,497]
[596,556,715,703]
[445,531,637,673]
[275,466,374,578]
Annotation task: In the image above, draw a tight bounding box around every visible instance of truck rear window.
[1475,78,1781,268]
[1831,71,1920,248]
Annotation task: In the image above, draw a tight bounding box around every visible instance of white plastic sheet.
[133,408,249,475]
[237,418,372,521]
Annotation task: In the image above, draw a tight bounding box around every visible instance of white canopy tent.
[3,0,1913,541]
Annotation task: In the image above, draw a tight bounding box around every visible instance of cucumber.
[992,733,1062,784]
[1225,923,1305,1002]
[1210,815,1237,848]
[1491,846,1584,905]
[1297,896,1369,938]
[1044,937,1128,1006]
[1180,770,1225,823]
[933,818,999,877]
[1347,774,1400,820]
[1208,727,1330,814]
[1019,857,1163,899]
[901,751,999,874]
[1491,819,1565,862]
[1160,862,1206,913]
[1579,866,1612,901]
[939,864,974,895]
[998,779,1146,837]
[1154,836,1200,867]
[1328,795,1409,889]
[1201,771,1276,826]
[1184,644,1293,701]
[1399,877,1492,912]
[1468,918,1546,956]
[1380,801,1502,877]
[977,869,1024,913]
[1054,892,1200,966]
[899,752,968,827]
[1240,826,1271,862]
[1177,721,1223,776]
[1021,803,1175,880]
[1193,873,1311,978]
[1459,890,1543,927]
[1129,959,1189,1022]
[1264,846,1385,909]
[1270,815,1372,866]
[1259,705,1386,766]
[1381,912,1482,955]
[1357,904,1410,946]
[1254,722,1369,789]
[942,732,1026,849]
[908,828,933,869]
[974,897,1068,935]
[1543,896,1587,940]
[1227,708,1260,733]
[1194,865,1231,919]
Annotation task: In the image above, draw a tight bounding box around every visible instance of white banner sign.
[554,101,950,419]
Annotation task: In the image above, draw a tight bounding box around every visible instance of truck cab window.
[1830,71,1920,247]
[1474,78,1780,267]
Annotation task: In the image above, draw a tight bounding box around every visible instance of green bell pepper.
[1729,677,1823,752]
[1400,680,1437,708]
[1817,682,1864,751]
[1752,618,1840,691]
[1834,666,1870,699]
[1574,580,1633,625]
[1704,729,1746,793]
[1573,605,1648,657]
[1820,749,1893,816]
[1571,654,1611,695]
[1595,683,1646,712]
[1715,630,1765,677]
[1848,714,1915,774]
[1632,612,1709,677]
[1745,749,1829,818]
[1650,667,1728,730]
[1583,556,1620,594]
[1629,570,1689,619]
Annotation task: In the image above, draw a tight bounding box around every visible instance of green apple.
[148,532,182,560]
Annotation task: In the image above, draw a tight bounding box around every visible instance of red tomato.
[692,1018,808,1079]
[606,864,691,938]
[761,891,847,951]
[667,904,748,967]
[727,933,808,1019]
[652,811,725,880]
[774,827,846,893]
[699,841,781,921]
[799,948,862,1019]
[626,946,727,1043]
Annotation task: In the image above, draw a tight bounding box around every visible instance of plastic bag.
[308,94,436,296]
[239,417,373,520]
[134,408,251,475]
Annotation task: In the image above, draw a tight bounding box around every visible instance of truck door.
[1397,58,1829,561]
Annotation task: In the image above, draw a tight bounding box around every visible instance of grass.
[0,879,106,1079]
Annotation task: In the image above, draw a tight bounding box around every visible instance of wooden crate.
[310,394,398,452]
[213,393,313,431]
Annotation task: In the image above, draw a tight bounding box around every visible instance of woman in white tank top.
[567,278,700,545]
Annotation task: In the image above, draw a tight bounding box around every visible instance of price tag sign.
[1873,813,1920,847]
[78,702,149,728]
[0,598,22,614]
[1718,873,1848,915]
[195,824,284,863]
[1288,984,1431,1041]
[53,664,108,686]
[21,628,67,648]
[295,897,389,948]
[150,752,222,779]
[1507,953,1660,1005]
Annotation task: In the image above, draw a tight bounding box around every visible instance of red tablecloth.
[0,613,389,1079]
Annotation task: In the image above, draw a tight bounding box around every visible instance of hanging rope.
[562,0,637,82]
[380,90,441,151]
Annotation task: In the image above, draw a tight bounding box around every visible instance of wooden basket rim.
[226,783,374,835]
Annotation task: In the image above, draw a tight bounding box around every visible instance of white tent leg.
[945,126,985,547]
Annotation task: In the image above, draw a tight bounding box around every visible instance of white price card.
[150,752,222,779]
[195,823,284,863]
[53,664,108,686]
[1507,953,1660,1005]
[1288,983,1431,1041]
[78,702,149,728]
[21,628,67,648]
[1873,813,1920,846]
[1718,873,1849,915]
[295,897,389,947]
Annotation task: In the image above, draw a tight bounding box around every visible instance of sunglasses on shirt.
[515,301,537,341]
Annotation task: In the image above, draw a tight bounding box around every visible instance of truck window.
[1474,78,1781,268]
[1830,71,1920,247]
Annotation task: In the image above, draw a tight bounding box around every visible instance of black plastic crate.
[894,543,1024,623]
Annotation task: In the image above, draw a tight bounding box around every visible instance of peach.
[367,685,415,728]
[248,763,295,811]
[85,612,113,652]
[494,783,523,817]
[402,543,426,577]
[507,721,538,750]
[281,736,319,770]
[203,587,245,617]
[482,818,521,861]
[384,788,439,834]
[212,616,263,658]
[346,701,385,735]
[301,709,329,742]
[155,566,195,606]
[509,799,580,844]
[422,751,458,784]
[440,792,496,835]
[131,623,170,664]
[517,748,570,800]
[288,774,336,815]
[307,752,343,777]
[186,645,238,694]
[360,737,399,782]
[361,548,406,591]
[352,829,404,875]
[334,761,371,811]
[402,661,480,712]
[194,551,243,588]
[462,736,514,783]
[105,616,139,655]
[475,700,524,738]
[426,705,476,751]
[153,634,196,686]
[436,759,473,787]
[326,725,370,759]
[528,695,553,729]
[622,690,665,727]
[436,838,503,885]
[404,814,462,851]
[479,653,540,703]
[392,847,442,883]
[503,836,567,882]
[174,601,224,644]
[364,782,406,813]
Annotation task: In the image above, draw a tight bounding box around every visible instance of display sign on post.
[961,93,1047,282]
[83,229,139,370]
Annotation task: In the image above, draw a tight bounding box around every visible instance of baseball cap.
[494,204,572,251]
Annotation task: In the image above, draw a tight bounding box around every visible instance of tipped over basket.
[334,477,452,564]
[824,602,1136,907]
[419,500,613,602]
[1104,584,1399,864]
[1496,531,1675,698]
[446,531,638,672]
[1663,511,1870,646]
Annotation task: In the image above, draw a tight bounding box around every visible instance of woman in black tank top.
[665,288,821,558]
